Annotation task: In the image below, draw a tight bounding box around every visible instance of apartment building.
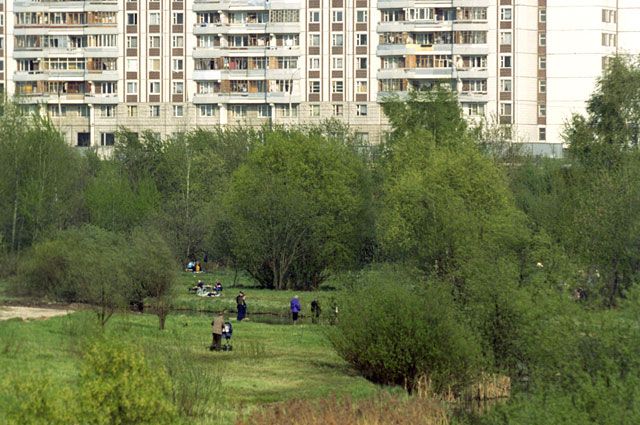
[1,0,638,154]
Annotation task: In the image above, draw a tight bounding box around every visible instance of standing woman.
[290,295,301,325]
[236,291,247,321]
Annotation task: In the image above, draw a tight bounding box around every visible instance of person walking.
[290,295,301,325]
[210,311,225,351]
[236,291,247,321]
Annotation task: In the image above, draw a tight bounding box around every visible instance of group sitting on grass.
[189,280,223,297]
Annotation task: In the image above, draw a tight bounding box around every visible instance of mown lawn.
[0,309,378,424]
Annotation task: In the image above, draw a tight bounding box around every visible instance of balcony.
[376,0,414,8]
[84,93,119,104]
[14,70,119,82]
[377,43,487,56]
[193,22,300,35]
[193,45,301,58]
[193,91,302,104]
[193,0,297,11]
[14,0,118,12]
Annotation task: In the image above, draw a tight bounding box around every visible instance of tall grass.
[236,393,450,425]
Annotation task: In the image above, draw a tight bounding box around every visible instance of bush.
[0,373,78,425]
[78,340,177,425]
[328,266,482,394]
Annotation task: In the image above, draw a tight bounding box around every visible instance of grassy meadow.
[172,270,343,319]
[0,272,410,424]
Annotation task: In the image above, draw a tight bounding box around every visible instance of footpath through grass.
[0,309,378,424]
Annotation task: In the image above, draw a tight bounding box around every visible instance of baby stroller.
[222,321,233,351]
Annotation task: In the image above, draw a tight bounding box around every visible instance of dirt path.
[0,306,72,321]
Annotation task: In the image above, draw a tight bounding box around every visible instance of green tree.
[224,128,372,289]
[129,226,177,330]
[566,56,640,168]
[85,162,160,232]
[0,101,86,252]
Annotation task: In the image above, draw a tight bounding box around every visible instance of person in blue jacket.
[290,295,301,325]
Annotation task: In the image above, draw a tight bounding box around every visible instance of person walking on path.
[290,295,301,325]
[236,291,247,321]
[210,311,225,351]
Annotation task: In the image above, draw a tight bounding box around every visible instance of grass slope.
[0,309,378,424]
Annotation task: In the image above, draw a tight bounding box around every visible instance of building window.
[309,11,320,23]
[500,102,512,116]
[332,34,344,47]
[149,81,160,94]
[149,36,161,48]
[332,57,343,70]
[332,10,343,23]
[500,31,512,46]
[199,104,216,117]
[356,33,368,46]
[309,80,320,93]
[309,33,320,47]
[500,55,512,68]
[355,132,369,144]
[126,58,138,72]
[356,10,368,23]
[277,104,298,117]
[127,36,138,48]
[309,57,320,70]
[173,105,184,117]
[172,82,184,94]
[172,12,184,25]
[539,32,546,46]
[356,80,367,93]
[148,58,161,72]
[357,57,368,69]
[602,9,617,24]
[538,104,546,117]
[500,78,512,92]
[173,59,184,71]
[77,132,91,147]
[258,105,271,117]
[127,13,138,25]
[149,12,160,25]
[539,8,546,23]
[126,81,138,94]
[172,35,184,48]
[539,127,546,141]
[539,56,547,69]
[231,105,246,118]
[462,102,485,116]
[332,80,344,93]
[309,104,320,117]
[356,104,368,116]
[538,79,546,93]
[149,105,160,117]
[100,132,115,146]
[602,32,617,47]
[127,105,138,117]
[99,105,115,117]
[332,104,343,116]
[500,8,512,21]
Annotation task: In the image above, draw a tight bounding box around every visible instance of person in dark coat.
[210,312,225,351]
[310,299,321,324]
[290,295,301,324]
[236,291,247,321]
